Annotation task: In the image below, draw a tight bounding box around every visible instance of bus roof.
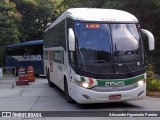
[46,8,138,32]
[7,40,43,47]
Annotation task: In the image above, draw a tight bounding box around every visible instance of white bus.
[43,8,154,104]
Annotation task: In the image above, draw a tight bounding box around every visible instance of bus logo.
[105,81,125,86]
[12,55,42,61]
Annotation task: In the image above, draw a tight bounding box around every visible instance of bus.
[5,40,44,75]
[43,8,155,104]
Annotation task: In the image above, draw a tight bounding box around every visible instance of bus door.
[48,50,56,84]
[58,50,65,89]
[53,50,64,87]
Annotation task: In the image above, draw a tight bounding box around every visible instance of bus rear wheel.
[64,80,74,103]
[47,70,55,87]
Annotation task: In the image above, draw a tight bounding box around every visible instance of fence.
[0,67,16,88]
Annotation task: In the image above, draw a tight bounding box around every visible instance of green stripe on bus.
[81,74,144,86]
[81,77,86,82]
[97,74,144,86]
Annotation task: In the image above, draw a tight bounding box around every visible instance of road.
[0,77,160,120]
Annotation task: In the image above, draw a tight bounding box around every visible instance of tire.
[47,70,55,87]
[64,80,74,103]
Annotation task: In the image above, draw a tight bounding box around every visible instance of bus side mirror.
[68,28,75,51]
[141,29,155,50]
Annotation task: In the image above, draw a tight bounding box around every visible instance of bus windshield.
[75,22,144,74]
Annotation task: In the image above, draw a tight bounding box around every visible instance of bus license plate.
[109,94,121,100]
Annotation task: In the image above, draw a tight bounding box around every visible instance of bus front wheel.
[64,79,74,103]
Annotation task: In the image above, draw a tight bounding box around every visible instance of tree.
[12,0,66,41]
[35,0,66,37]
[0,0,21,66]
[0,0,21,45]
[11,0,39,41]
[65,0,105,8]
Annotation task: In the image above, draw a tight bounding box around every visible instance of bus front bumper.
[74,83,146,104]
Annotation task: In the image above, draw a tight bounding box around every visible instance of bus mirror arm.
[141,29,155,50]
[68,28,75,51]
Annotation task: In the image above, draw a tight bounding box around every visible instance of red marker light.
[89,78,94,84]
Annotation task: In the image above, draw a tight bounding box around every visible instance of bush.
[147,78,160,91]
[146,64,160,91]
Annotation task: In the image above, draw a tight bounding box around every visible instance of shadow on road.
[51,84,142,110]
[76,102,141,109]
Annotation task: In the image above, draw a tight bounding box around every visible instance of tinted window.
[44,20,66,50]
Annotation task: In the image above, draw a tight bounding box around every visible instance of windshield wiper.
[78,48,86,71]
[89,60,106,64]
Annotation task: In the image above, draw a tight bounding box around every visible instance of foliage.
[146,64,155,79]
[0,0,21,45]
[65,0,105,8]
[0,0,21,66]
[147,78,160,91]
[12,0,38,41]
[11,0,66,41]
[104,0,126,9]
[35,0,66,36]
[146,64,160,91]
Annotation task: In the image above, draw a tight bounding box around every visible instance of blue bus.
[5,40,44,75]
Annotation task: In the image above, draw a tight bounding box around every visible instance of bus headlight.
[82,82,89,88]
[137,80,145,86]
[75,80,94,89]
